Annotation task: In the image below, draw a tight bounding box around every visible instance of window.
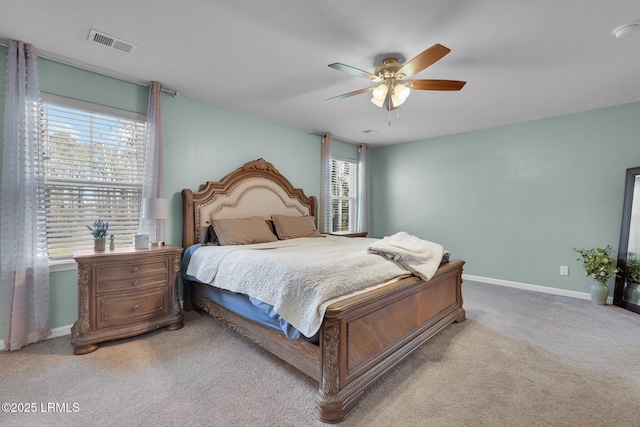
[330,157,357,232]
[40,94,147,260]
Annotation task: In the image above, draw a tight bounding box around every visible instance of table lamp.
[142,197,169,247]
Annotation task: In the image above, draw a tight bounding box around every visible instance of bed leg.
[315,319,364,423]
[182,279,193,311]
[455,274,465,323]
[315,390,364,424]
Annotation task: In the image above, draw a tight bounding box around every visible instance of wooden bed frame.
[182,158,465,423]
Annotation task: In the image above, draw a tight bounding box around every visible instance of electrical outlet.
[560,265,569,276]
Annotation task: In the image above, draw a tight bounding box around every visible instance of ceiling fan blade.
[407,79,466,91]
[397,44,451,79]
[328,63,380,81]
[326,87,374,102]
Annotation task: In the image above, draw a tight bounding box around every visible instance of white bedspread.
[185,236,410,337]
[367,232,444,281]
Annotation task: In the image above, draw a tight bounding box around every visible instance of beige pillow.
[211,216,278,245]
[271,215,322,240]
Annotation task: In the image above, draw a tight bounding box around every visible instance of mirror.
[614,166,640,314]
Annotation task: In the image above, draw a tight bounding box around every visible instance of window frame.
[40,93,147,271]
[329,156,358,233]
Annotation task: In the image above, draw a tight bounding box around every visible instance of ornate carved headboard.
[181,158,318,248]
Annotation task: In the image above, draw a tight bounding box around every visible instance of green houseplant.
[624,252,640,284]
[624,252,640,304]
[574,246,617,305]
[87,219,109,251]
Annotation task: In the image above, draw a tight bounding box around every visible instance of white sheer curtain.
[1,39,50,351]
[356,143,369,233]
[319,133,332,233]
[139,82,166,241]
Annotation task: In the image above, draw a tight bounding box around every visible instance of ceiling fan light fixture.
[372,84,388,100]
[394,83,410,100]
[371,96,385,107]
[391,94,406,108]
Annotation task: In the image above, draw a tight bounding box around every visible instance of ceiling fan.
[326,43,466,111]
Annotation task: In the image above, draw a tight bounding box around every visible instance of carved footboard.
[316,260,465,423]
[187,260,464,423]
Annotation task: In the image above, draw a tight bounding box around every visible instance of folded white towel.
[367,231,444,280]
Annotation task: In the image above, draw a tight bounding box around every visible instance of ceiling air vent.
[87,29,137,54]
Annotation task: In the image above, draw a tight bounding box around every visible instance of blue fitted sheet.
[182,244,316,341]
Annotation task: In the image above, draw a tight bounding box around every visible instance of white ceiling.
[2,0,640,146]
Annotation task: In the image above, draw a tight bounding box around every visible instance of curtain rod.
[0,39,180,96]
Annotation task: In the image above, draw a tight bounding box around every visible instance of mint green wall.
[0,48,321,337]
[161,95,321,247]
[48,270,78,330]
[370,102,640,294]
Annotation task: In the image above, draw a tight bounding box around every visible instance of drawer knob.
[131,280,139,286]
[132,304,140,311]
[132,267,139,273]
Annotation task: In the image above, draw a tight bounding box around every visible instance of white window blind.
[40,94,147,260]
[330,157,357,232]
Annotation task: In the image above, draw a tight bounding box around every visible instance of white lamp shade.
[142,198,169,219]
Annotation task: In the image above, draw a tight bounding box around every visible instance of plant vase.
[94,237,106,252]
[624,282,640,304]
[590,279,608,305]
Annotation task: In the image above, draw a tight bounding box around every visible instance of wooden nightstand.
[71,245,184,355]
[329,231,368,238]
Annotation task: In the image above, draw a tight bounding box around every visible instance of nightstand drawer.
[97,271,169,294]
[96,260,169,293]
[96,288,169,329]
[97,259,169,280]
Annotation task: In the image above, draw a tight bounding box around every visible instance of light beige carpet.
[1,281,639,426]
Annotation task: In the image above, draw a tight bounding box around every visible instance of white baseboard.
[462,274,614,304]
[50,324,73,339]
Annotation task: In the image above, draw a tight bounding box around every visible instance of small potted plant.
[624,252,640,304]
[574,245,618,305]
[87,219,109,251]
